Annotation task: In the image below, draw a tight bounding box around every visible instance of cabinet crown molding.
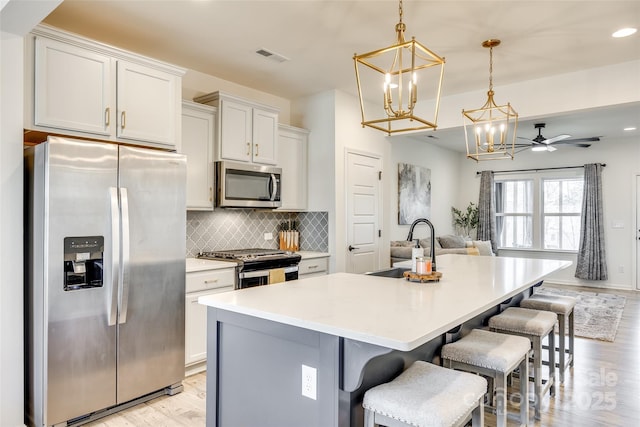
[31,24,186,77]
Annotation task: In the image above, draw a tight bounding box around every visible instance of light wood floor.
[85,285,640,427]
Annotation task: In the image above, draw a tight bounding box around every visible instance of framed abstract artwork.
[398,163,431,225]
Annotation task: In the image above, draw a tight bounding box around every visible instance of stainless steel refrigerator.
[24,136,187,427]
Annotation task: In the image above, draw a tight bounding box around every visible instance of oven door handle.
[239,265,298,279]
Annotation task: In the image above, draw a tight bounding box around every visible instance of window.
[495,174,584,251]
[542,178,583,250]
[495,180,533,248]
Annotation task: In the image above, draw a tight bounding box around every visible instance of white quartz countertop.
[185,257,237,273]
[199,255,571,351]
[297,251,330,259]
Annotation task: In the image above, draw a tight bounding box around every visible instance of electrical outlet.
[264,232,273,240]
[301,364,317,400]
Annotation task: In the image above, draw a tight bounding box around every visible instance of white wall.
[182,68,292,125]
[293,90,391,272]
[1,29,26,427]
[455,136,640,290]
[428,61,640,131]
[388,135,461,242]
[292,91,337,271]
[1,2,63,425]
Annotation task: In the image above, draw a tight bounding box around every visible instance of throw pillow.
[437,234,467,249]
[471,240,494,256]
[390,240,415,259]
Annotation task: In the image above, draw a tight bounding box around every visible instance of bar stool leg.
[549,330,556,397]
[569,310,575,367]
[519,353,530,426]
[472,399,485,427]
[364,408,374,427]
[558,313,566,384]
[496,371,507,427]
[532,335,542,420]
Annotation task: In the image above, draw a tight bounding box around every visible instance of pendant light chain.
[488,45,494,92]
[399,0,403,24]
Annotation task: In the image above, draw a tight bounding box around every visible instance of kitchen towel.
[268,268,286,284]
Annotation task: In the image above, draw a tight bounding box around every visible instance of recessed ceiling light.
[612,28,637,38]
[623,127,637,131]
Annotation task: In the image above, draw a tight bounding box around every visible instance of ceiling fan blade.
[517,136,533,141]
[552,137,599,145]
[543,134,571,144]
[552,141,592,148]
[556,136,601,143]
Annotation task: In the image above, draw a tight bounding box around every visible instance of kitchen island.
[199,254,571,427]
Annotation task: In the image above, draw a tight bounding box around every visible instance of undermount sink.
[365,267,410,278]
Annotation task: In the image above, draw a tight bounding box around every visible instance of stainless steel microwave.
[215,161,281,208]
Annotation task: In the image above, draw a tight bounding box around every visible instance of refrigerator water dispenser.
[63,236,104,291]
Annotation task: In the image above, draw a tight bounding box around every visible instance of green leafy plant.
[451,202,479,238]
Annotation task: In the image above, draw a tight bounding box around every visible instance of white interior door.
[346,151,381,274]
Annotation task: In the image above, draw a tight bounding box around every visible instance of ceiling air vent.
[255,48,289,63]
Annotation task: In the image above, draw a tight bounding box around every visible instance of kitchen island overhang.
[199,255,572,427]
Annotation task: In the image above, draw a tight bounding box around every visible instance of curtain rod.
[476,164,606,175]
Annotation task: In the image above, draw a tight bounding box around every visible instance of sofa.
[390,234,494,265]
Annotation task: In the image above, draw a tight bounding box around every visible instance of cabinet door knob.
[204,279,218,284]
[209,187,213,202]
[105,107,110,126]
[246,142,250,156]
[255,143,259,156]
[121,111,126,129]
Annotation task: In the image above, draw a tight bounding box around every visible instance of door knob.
[348,245,359,252]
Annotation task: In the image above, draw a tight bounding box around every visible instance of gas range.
[199,248,299,263]
[197,249,301,288]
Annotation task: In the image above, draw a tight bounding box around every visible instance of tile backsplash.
[186,210,328,257]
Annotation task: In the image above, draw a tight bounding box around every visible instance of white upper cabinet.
[194,91,279,165]
[277,124,309,211]
[34,37,112,136]
[251,108,278,165]
[181,101,216,211]
[219,99,253,162]
[26,25,185,150]
[116,60,178,146]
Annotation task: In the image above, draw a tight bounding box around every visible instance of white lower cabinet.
[185,267,235,374]
[298,256,329,278]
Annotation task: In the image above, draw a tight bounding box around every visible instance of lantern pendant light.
[354,0,445,135]
[463,39,518,161]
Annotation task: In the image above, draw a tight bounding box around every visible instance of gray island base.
[201,255,572,426]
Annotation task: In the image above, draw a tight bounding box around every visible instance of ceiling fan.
[515,123,600,152]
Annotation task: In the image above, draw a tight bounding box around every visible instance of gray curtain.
[575,163,608,280]
[477,170,497,253]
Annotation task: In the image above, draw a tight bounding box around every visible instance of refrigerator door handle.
[118,187,131,324]
[108,187,120,326]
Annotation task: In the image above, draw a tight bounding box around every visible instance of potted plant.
[451,202,479,238]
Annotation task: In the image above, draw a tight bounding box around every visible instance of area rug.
[533,286,626,342]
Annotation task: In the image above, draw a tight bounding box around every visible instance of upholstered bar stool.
[363,361,487,427]
[520,293,576,384]
[442,329,531,427]
[488,307,557,420]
